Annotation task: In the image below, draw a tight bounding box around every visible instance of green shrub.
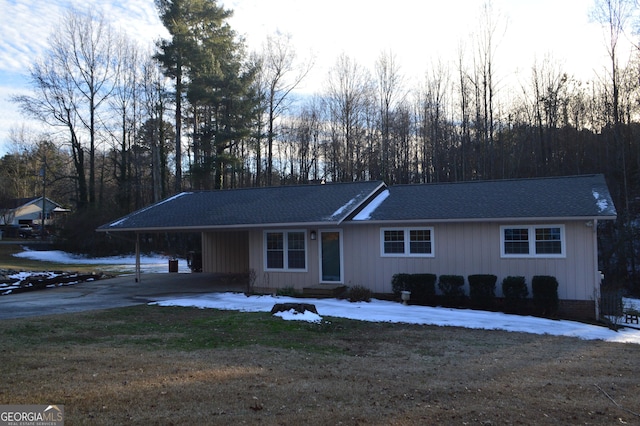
[532,275,559,317]
[468,274,497,309]
[409,273,437,305]
[391,273,412,296]
[438,275,465,307]
[276,286,299,297]
[391,273,436,305]
[502,276,529,314]
[348,285,372,302]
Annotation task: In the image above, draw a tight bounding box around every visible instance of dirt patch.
[0,306,639,424]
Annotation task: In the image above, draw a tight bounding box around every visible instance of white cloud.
[0,0,166,154]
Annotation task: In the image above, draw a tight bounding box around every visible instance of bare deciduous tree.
[13,9,119,209]
[257,33,314,186]
[375,50,405,183]
[325,54,373,182]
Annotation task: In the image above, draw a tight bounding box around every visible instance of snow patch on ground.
[273,308,323,323]
[153,292,640,345]
[12,247,189,273]
[9,248,640,345]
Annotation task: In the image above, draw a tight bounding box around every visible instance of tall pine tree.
[154,0,259,191]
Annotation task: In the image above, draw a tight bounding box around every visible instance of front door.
[320,230,343,282]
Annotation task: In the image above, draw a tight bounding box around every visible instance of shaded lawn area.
[1,305,639,425]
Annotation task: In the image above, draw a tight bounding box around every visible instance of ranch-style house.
[98,174,617,319]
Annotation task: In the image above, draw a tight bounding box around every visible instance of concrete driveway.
[0,273,246,320]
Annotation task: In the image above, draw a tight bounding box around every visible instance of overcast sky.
[0,0,629,155]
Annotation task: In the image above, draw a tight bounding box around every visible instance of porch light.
[310,231,317,240]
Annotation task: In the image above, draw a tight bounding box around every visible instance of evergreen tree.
[155,0,259,190]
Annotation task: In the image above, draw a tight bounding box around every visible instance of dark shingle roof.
[0,197,63,210]
[98,181,385,231]
[359,174,617,221]
[98,175,616,232]
[0,197,39,209]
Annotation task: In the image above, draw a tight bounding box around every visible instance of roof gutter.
[97,220,346,233]
[348,215,617,225]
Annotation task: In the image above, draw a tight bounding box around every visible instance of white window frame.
[380,227,435,257]
[264,230,308,271]
[500,225,566,258]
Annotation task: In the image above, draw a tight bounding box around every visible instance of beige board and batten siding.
[204,220,598,300]
[246,228,321,290]
[343,221,597,300]
[202,231,250,273]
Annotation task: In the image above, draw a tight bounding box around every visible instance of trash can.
[168,259,179,273]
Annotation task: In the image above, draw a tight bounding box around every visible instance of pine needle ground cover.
[1,305,639,425]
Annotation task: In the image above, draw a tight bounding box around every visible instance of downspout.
[135,233,141,283]
[592,219,600,319]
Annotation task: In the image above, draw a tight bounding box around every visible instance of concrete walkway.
[0,273,246,320]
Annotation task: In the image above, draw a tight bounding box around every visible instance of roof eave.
[97,220,344,233]
[349,215,618,224]
[97,214,618,233]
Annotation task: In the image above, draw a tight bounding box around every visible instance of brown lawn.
[0,305,639,425]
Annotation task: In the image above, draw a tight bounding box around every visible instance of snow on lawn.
[10,248,640,344]
[153,292,640,345]
[12,247,190,273]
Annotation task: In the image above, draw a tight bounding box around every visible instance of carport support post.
[135,233,141,283]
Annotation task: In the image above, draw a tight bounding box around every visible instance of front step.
[302,284,347,298]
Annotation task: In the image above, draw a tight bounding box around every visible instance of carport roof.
[97,180,386,232]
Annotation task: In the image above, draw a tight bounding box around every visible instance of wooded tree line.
[2,0,640,287]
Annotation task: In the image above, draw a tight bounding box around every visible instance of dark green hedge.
[532,275,559,316]
[391,273,437,305]
[468,274,497,309]
[502,276,529,313]
[438,275,465,307]
[410,274,437,305]
[391,274,412,295]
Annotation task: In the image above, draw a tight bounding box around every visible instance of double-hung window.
[381,227,434,257]
[265,231,307,271]
[501,225,565,258]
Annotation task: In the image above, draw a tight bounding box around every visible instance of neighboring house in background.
[0,197,69,228]
[97,174,617,319]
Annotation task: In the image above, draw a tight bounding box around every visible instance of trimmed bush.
[348,285,372,302]
[391,273,412,296]
[502,276,529,314]
[409,273,437,305]
[468,274,497,309]
[391,273,436,305]
[532,275,559,317]
[438,275,465,307]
